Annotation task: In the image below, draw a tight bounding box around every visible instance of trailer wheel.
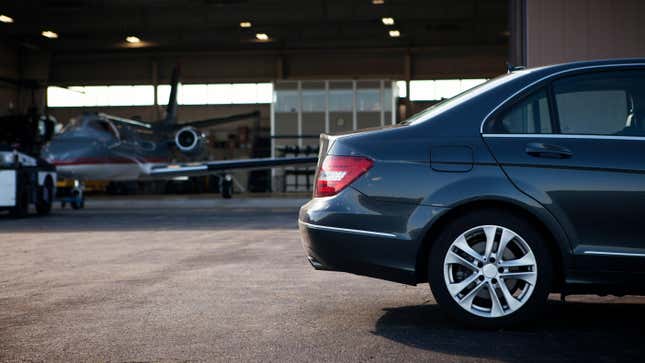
[36,177,54,215]
[10,176,29,218]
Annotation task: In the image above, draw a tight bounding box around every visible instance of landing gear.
[60,180,85,210]
[221,174,233,199]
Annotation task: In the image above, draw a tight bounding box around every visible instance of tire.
[9,175,29,218]
[36,177,54,215]
[428,208,553,328]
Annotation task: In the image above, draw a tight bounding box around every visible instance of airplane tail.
[164,66,180,125]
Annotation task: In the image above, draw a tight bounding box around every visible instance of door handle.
[525,143,573,159]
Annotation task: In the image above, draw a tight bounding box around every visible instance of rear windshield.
[404,71,527,125]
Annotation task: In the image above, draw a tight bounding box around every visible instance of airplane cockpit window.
[87,120,119,139]
[58,117,120,142]
[60,118,82,134]
[114,123,139,143]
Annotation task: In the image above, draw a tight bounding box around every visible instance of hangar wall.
[525,0,645,67]
[0,40,18,114]
[45,45,506,125]
[49,46,507,85]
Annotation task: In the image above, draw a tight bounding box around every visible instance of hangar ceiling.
[0,0,508,53]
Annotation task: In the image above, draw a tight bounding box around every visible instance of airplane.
[41,68,317,202]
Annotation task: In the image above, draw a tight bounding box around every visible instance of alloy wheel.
[443,225,538,318]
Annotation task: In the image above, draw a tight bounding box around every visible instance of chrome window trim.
[298,220,398,239]
[482,134,645,141]
[480,63,645,134]
[584,250,645,258]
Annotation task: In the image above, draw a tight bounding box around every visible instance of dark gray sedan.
[299,58,645,327]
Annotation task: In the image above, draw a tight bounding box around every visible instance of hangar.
[1,1,645,360]
[2,0,643,196]
[0,0,510,195]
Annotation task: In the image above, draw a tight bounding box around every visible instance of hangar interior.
[0,0,508,194]
[1,0,644,194]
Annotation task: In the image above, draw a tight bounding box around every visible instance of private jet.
[42,69,317,202]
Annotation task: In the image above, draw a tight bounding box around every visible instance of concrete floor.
[1,198,645,362]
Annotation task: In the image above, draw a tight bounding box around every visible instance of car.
[298,58,645,327]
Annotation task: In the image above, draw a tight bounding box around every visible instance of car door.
[483,68,645,271]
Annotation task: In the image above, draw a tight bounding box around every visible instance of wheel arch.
[415,198,570,291]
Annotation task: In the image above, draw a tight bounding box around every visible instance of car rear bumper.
[298,187,446,285]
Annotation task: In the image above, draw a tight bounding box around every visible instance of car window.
[553,70,645,136]
[487,88,552,134]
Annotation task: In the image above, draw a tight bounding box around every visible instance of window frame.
[482,66,645,137]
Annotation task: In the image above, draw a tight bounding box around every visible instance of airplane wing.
[171,111,260,130]
[147,156,317,178]
[99,113,153,129]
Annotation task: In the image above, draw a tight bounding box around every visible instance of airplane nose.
[41,139,87,166]
[41,142,59,164]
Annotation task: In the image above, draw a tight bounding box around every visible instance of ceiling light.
[125,36,141,43]
[388,30,400,38]
[256,33,269,41]
[41,30,58,39]
[240,21,252,28]
[0,14,13,23]
[382,17,394,25]
[372,0,384,4]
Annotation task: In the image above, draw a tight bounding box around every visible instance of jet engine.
[174,127,204,154]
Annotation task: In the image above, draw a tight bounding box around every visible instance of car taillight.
[314,155,373,197]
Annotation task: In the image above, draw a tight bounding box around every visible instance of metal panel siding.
[526,0,645,67]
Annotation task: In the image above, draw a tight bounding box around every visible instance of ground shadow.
[373,300,645,362]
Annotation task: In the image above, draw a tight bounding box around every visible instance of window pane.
[107,86,134,106]
[460,79,487,91]
[490,89,552,134]
[553,71,643,135]
[207,84,231,104]
[47,86,84,107]
[302,81,325,112]
[434,80,462,100]
[410,80,435,101]
[157,85,170,105]
[181,84,208,105]
[230,84,257,104]
[409,79,489,101]
[83,86,110,107]
[256,83,273,103]
[395,81,407,98]
[129,86,155,106]
[275,82,299,113]
[329,81,353,112]
[356,81,380,112]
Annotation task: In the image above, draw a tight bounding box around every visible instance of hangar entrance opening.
[272,80,397,192]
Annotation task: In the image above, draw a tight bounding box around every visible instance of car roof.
[517,58,645,75]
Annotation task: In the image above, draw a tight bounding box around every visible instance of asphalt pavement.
[1,197,644,362]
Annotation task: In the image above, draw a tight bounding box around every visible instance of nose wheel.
[60,180,85,210]
[221,174,233,199]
